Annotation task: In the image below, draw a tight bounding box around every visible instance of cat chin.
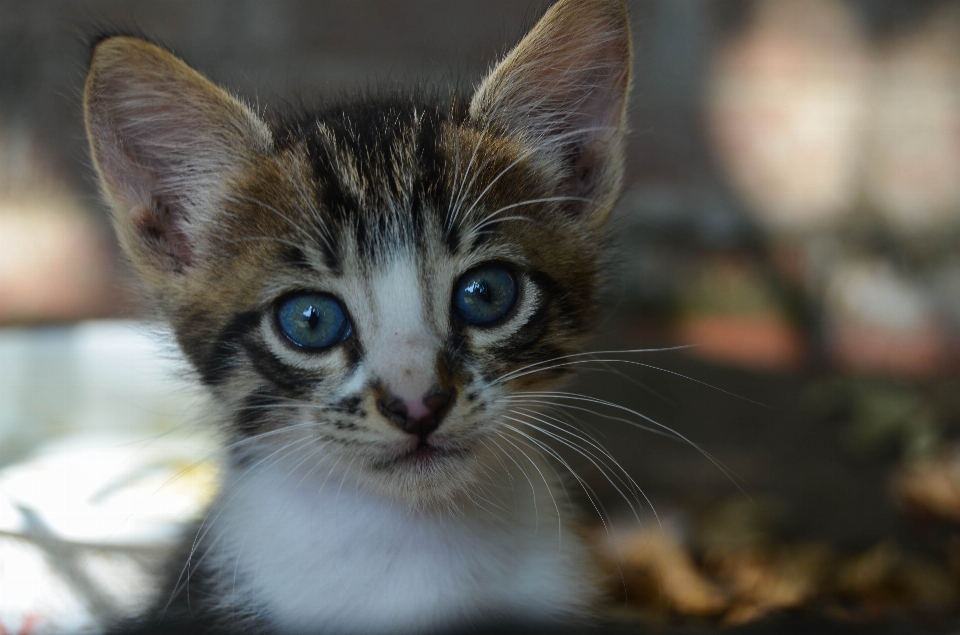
[370,444,470,473]
[349,446,497,508]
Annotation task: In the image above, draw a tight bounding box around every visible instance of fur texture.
[85,0,632,632]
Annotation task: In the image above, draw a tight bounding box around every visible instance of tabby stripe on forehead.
[443,222,461,254]
[319,242,342,275]
[409,112,444,246]
[283,247,312,270]
[282,245,341,276]
[295,133,358,231]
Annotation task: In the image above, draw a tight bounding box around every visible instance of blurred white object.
[825,261,933,332]
[0,320,211,465]
[0,321,218,634]
[707,0,868,234]
[866,4,960,232]
[824,259,950,375]
[0,435,218,634]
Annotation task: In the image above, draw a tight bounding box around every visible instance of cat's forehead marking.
[291,107,550,270]
[313,120,368,210]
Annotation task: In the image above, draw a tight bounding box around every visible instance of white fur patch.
[206,456,596,633]
[364,257,439,402]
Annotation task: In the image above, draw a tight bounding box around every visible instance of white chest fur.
[202,460,596,633]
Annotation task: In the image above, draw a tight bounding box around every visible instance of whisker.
[290,174,336,251]
[221,236,313,253]
[578,360,681,409]
[502,432,564,536]
[471,215,542,232]
[502,396,679,442]
[501,415,646,526]
[470,195,594,231]
[485,436,541,530]
[455,145,534,228]
[283,442,334,486]
[493,345,697,385]
[498,358,768,408]
[494,428,614,539]
[509,391,749,496]
[168,434,315,608]
[447,117,495,229]
[447,124,462,224]
[507,405,653,519]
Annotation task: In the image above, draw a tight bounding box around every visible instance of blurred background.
[1,0,960,633]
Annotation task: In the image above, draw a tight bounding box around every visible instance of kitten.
[84,0,631,632]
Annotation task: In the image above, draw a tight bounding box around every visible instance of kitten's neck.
[199,456,595,633]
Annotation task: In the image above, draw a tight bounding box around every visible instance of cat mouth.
[373,441,467,471]
[409,443,439,463]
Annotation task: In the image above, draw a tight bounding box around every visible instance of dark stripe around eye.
[242,338,323,397]
[191,309,328,395]
[192,310,262,386]
[489,271,580,361]
[235,390,280,438]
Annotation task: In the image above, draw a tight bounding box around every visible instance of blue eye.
[453,264,517,326]
[276,293,352,349]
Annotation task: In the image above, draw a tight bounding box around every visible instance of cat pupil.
[304,306,319,330]
[467,281,489,302]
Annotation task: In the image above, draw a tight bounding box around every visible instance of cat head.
[85,0,631,506]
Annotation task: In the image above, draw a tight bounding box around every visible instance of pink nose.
[404,398,431,421]
[376,390,455,439]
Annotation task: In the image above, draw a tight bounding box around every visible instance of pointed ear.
[84,36,272,275]
[470,0,631,225]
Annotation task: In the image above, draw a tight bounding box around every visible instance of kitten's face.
[84,0,631,505]
[174,113,607,502]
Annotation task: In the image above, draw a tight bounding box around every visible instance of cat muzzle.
[376,389,455,440]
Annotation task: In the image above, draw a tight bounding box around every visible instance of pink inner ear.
[130,201,195,271]
[85,37,274,276]
[471,0,630,133]
[468,0,631,222]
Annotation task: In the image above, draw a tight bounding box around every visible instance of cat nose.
[377,389,455,439]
